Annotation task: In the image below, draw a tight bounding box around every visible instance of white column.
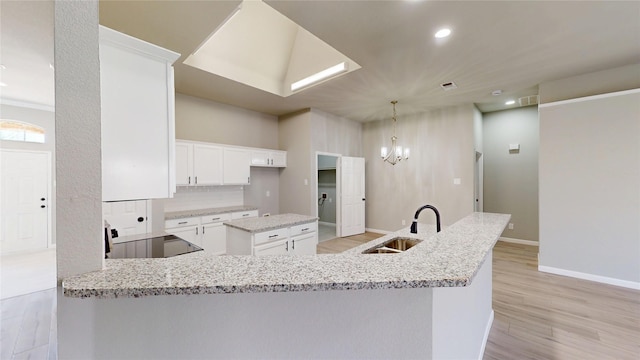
[54,0,102,280]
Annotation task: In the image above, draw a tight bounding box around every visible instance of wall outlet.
[402,219,406,226]
[304,179,308,186]
[453,178,461,185]
[265,190,270,197]
[321,192,327,199]
[508,223,514,230]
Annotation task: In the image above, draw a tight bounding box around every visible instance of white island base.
[58,253,493,359]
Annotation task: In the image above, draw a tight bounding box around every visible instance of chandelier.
[380,100,409,165]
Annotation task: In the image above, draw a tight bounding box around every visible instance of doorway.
[317,154,338,242]
[0,150,51,254]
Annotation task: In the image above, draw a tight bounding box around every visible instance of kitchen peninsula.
[61,212,509,359]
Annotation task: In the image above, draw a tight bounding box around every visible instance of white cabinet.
[251,150,287,167]
[201,213,232,255]
[175,142,223,186]
[165,210,257,254]
[226,220,317,256]
[223,148,251,185]
[99,26,180,201]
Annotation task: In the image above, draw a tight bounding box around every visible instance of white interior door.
[102,200,149,237]
[0,150,50,254]
[338,156,365,237]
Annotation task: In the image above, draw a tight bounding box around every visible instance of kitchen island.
[60,212,509,359]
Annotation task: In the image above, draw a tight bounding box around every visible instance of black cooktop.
[109,234,203,259]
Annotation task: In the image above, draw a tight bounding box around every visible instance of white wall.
[538,89,640,287]
[483,106,539,242]
[362,105,475,231]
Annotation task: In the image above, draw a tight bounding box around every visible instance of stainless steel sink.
[362,237,423,254]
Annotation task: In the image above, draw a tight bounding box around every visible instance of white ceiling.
[2,1,639,122]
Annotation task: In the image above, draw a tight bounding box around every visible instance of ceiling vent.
[440,81,457,91]
[518,95,539,106]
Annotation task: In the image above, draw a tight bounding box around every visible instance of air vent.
[440,81,457,91]
[518,95,539,106]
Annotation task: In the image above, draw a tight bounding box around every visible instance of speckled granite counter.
[224,213,317,233]
[63,212,509,298]
[164,205,258,220]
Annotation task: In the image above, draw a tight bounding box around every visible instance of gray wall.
[318,169,337,223]
[174,93,281,214]
[539,89,640,284]
[0,104,57,245]
[363,104,475,231]
[483,106,539,242]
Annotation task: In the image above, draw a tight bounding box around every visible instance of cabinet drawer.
[254,227,289,245]
[165,217,200,229]
[201,213,232,225]
[232,210,258,220]
[290,222,317,237]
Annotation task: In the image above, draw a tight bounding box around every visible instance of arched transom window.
[0,120,45,143]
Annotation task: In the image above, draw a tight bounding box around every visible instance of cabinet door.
[193,144,223,185]
[175,142,193,186]
[223,148,251,185]
[254,238,289,256]
[250,150,269,166]
[271,151,287,167]
[201,222,226,255]
[166,226,200,247]
[100,27,178,201]
[291,233,317,255]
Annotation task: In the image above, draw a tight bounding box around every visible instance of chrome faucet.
[410,205,441,234]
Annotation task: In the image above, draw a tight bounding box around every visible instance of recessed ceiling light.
[434,28,451,38]
[491,90,502,96]
[505,100,515,105]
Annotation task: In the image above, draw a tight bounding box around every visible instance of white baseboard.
[365,227,391,235]
[538,265,640,290]
[478,310,494,360]
[499,237,539,246]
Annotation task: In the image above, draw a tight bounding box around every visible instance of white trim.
[0,98,55,112]
[539,88,640,108]
[499,237,539,246]
[365,227,391,235]
[538,265,640,290]
[478,310,494,360]
[99,25,180,63]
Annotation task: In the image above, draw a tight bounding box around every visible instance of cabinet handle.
[196,227,199,235]
[302,228,309,232]
[178,221,188,225]
[243,214,249,217]
[212,217,220,221]
[195,176,198,185]
[202,226,205,234]
[188,176,191,185]
[292,239,295,250]
[285,240,288,252]
[268,234,278,238]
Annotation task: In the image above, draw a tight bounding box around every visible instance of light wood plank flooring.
[484,241,640,360]
[316,231,384,254]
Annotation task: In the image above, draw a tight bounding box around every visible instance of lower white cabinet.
[227,221,317,256]
[165,210,257,254]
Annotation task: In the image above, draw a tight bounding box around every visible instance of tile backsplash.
[164,186,244,212]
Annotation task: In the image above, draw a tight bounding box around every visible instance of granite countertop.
[224,213,317,233]
[63,212,510,299]
[164,205,258,220]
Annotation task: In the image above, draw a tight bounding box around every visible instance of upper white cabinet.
[251,150,287,167]
[223,148,251,185]
[175,143,224,186]
[175,140,284,187]
[100,26,180,201]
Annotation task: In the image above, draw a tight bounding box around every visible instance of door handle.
[285,240,288,252]
[40,205,46,208]
[362,198,366,201]
[292,239,295,250]
[137,217,144,222]
[41,198,46,201]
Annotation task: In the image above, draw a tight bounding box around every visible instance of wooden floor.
[316,231,384,254]
[484,241,640,360]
